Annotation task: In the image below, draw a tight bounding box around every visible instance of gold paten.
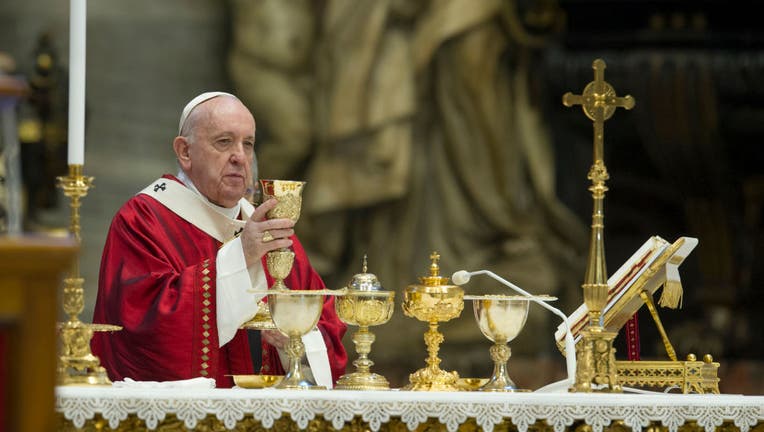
[229,374,284,388]
[335,256,395,390]
[243,180,306,330]
[455,378,489,391]
[402,252,463,391]
[563,59,634,393]
[57,164,121,385]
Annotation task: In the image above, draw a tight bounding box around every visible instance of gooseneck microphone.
[452,269,577,391]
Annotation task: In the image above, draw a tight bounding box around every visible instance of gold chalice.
[465,294,553,391]
[402,252,463,391]
[260,179,305,291]
[267,289,332,389]
[335,256,395,390]
[242,180,305,331]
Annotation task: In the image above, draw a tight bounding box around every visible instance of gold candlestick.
[56,164,121,385]
[563,59,634,393]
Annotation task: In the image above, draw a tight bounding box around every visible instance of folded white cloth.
[112,377,216,389]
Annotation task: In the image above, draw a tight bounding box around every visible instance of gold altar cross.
[563,59,635,164]
[564,59,635,393]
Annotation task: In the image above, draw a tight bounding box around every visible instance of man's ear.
[173,136,192,171]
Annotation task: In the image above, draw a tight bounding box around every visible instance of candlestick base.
[57,320,121,385]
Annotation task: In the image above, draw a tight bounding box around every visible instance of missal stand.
[556,235,721,393]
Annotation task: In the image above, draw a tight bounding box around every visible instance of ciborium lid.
[407,251,461,294]
[347,255,383,291]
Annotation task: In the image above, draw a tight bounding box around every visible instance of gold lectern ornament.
[563,59,634,393]
[335,256,395,390]
[402,252,463,391]
[242,179,305,331]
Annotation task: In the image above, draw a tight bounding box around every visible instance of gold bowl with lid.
[401,252,463,391]
[335,256,395,390]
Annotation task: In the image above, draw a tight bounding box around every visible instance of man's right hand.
[241,198,294,268]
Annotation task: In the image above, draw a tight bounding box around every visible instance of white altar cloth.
[56,386,764,432]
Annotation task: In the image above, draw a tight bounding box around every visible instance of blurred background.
[0,0,761,394]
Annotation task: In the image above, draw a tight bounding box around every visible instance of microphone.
[452,269,577,391]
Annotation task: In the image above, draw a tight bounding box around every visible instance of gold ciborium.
[335,256,395,390]
[402,252,463,391]
[465,294,553,391]
[267,289,331,389]
[242,180,305,331]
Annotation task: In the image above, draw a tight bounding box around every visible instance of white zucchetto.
[178,91,237,135]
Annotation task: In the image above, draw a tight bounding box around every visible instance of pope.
[91,92,347,388]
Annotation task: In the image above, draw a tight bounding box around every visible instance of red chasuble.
[91,175,347,388]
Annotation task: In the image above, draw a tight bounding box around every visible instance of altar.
[56,386,764,432]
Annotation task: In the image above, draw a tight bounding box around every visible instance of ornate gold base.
[404,366,460,391]
[58,320,121,386]
[572,328,621,393]
[335,372,390,390]
[616,353,720,393]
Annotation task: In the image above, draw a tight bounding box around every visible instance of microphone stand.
[453,270,576,391]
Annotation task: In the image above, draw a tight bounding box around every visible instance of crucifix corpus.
[563,58,634,393]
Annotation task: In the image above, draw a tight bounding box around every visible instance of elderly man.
[91,92,347,388]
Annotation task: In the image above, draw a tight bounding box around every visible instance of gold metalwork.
[243,180,306,331]
[241,301,277,331]
[586,236,720,393]
[265,249,296,291]
[563,59,634,393]
[229,374,284,388]
[402,252,463,391]
[260,179,304,222]
[267,289,328,389]
[616,353,720,394]
[335,257,395,390]
[56,164,121,385]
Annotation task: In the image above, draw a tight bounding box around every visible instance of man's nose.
[229,142,246,163]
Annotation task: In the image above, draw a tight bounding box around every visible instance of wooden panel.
[0,235,78,432]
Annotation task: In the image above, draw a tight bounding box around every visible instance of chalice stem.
[352,326,375,374]
[485,342,515,390]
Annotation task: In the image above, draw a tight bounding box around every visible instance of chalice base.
[276,371,325,390]
[480,352,529,392]
[403,367,459,391]
[481,373,527,392]
[335,372,390,390]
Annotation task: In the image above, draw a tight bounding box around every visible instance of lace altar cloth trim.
[56,387,764,432]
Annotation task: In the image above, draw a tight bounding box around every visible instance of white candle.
[67,0,86,165]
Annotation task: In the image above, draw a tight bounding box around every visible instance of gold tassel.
[659,280,683,309]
